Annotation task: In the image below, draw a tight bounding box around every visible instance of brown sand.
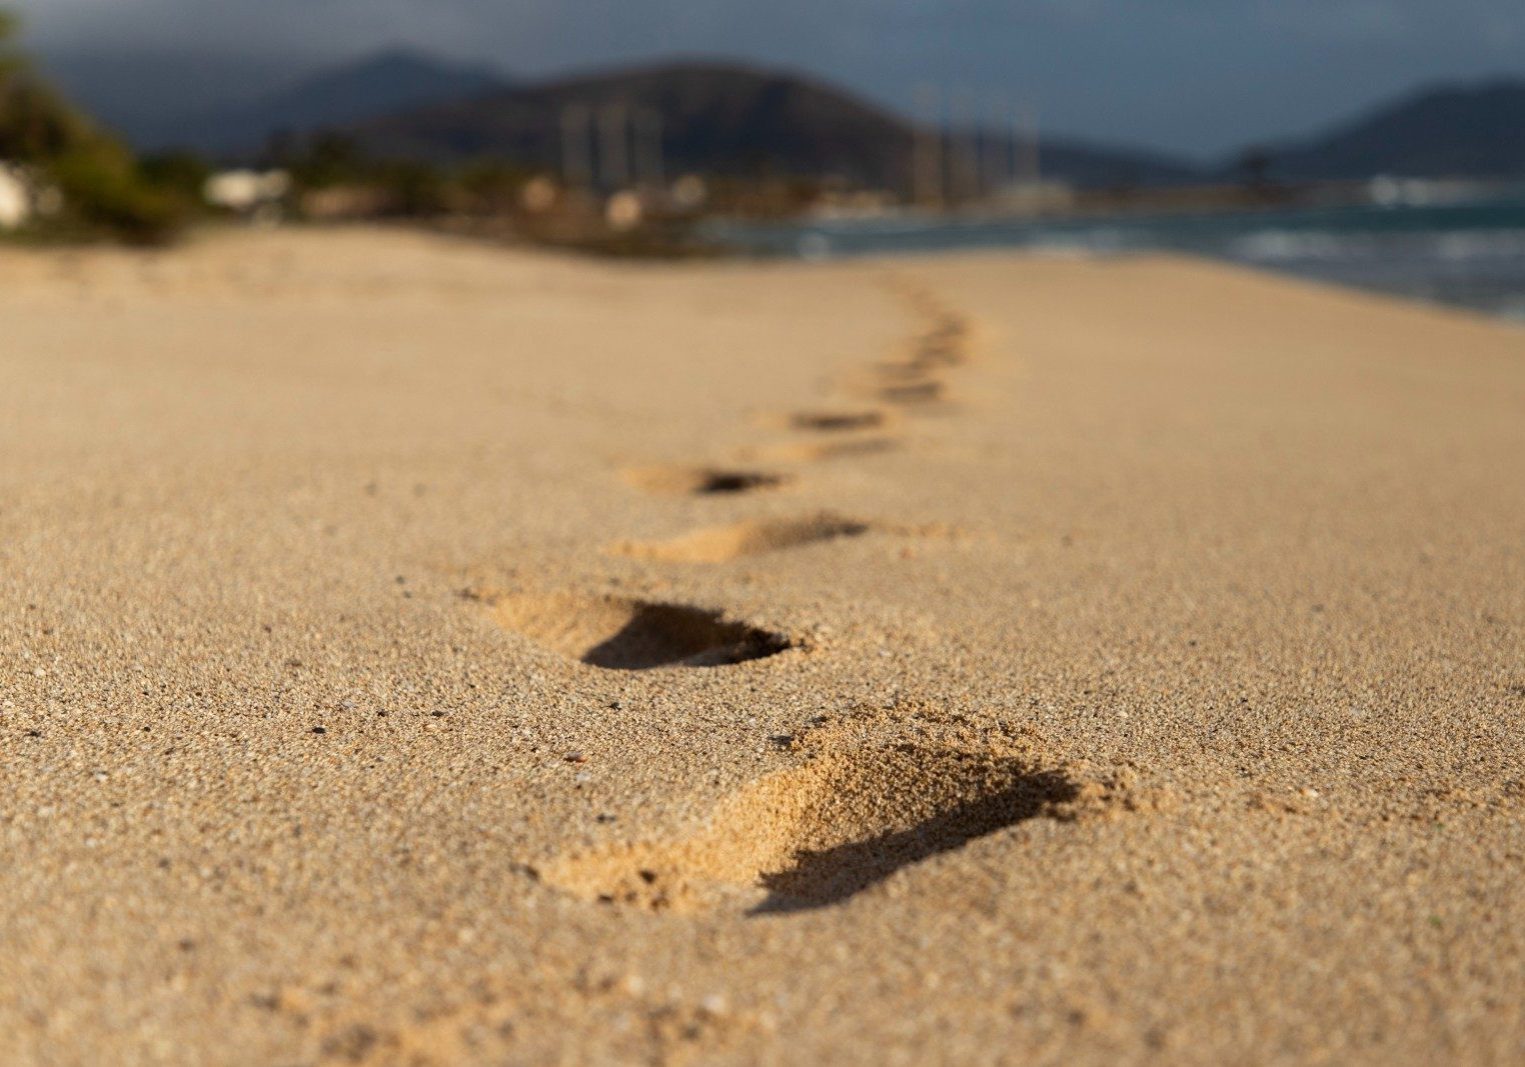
[2,228,1523,1065]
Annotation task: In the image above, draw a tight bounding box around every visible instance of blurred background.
[5,0,1525,316]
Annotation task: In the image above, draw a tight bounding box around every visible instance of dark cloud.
[13,0,1525,155]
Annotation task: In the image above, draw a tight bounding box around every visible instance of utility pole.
[971,99,985,202]
[1016,103,1041,187]
[599,102,630,191]
[635,108,664,189]
[560,104,593,190]
[948,89,980,206]
[912,83,943,208]
[985,96,1010,195]
[1006,104,1018,187]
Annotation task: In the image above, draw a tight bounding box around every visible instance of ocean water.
[707,190,1525,322]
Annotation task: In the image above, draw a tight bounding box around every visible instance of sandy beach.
[2,227,1523,1065]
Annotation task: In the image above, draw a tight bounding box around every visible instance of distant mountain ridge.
[353,60,914,186]
[169,49,510,154]
[38,48,509,154]
[345,58,1205,191]
[36,49,312,149]
[1261,79,1525,181]
[44,47,1525,191]
[38,47,1205,191]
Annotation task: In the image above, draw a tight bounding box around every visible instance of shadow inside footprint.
[752,771,1076,914]
[696,471,782,494]
[789,410,887,432]
[581,602,790,670]
[623,465,787,496]
[481,591,791,670]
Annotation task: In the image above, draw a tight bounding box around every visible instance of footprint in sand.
[876,376,947,406]
[735,408,900,466]
[841,352,957,408]
[836,281,974,408]
[609,514,873,563]
[622,465,790,496]
[866,315,973,406]
[740,437,899,465]
[536,739,1092,915]
[786,409,890,433]
[531,286,1054,914]
[468,590,791,670]
[915,316,970,367]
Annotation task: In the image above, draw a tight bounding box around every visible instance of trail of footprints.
[471,277,1120,913]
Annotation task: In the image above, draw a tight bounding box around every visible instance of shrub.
[48,145,185,244]
[0,9,191,244]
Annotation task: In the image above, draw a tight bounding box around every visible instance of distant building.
[605,190,644,231]
[204,170,292,216]
[669,174,708,211]
[0,165,31,230]
[519,176,559,213]
[299,184,394,221]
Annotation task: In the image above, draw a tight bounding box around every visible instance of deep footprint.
[623,465,788,496]
[479,591,791,669]
[537,744,1083,914]
[611,514,872,563]
[789,409,887,432]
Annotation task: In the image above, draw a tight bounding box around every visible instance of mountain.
[352,60,908,185]
[346,59,1204,191]
[195,49,509,154]
[39,48,509,155]
[37,48,1202,188]
[1257,79,1525,181]
[36,49,311,149]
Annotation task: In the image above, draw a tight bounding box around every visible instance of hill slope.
[36,49,309,149]
[41,48,509,154]
[1262,79,1525,180]
[188,49,509,155]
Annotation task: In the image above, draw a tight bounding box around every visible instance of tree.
[0,7,189,244]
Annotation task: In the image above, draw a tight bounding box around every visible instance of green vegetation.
[268,132,534,219]
[0,10,704,255]
[0,9,193,244]
[139,151,213,202]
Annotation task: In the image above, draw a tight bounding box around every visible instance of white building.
[204,170,292,215]
[0,164,31,230]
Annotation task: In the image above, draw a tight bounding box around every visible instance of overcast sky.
[13,0,1525,158]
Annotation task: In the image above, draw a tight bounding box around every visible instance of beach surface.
[2,228,1523,1065]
